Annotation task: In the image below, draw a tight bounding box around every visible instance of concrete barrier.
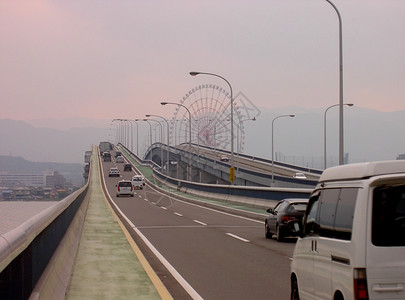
[0,161,90,300]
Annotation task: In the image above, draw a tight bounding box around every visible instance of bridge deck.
[65,150,169,300]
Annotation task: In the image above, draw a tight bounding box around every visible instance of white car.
[116,180,134,197]
[220,155,229,162]
[290,160,405,300]
[293,172,307,179]
[116,155,124,163]
[132,175,144,189]
[108,167,120,177]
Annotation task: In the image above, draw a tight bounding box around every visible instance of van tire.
[291,277,300,300]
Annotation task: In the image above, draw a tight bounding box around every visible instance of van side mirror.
[288,220,303,237]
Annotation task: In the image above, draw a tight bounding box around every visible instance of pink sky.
[1,0,404,121]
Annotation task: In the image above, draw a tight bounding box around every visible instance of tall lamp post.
[112,119,124,145]
[110,122,119,145]
[129,120,139,157]
[324,0,344,165]
[237,117,256,174]
[146,114,171,176]
[161,102,192,181]
[189,71,235,184]
[271,114,295,186]
[324,103,353,169]
[142,119,153,151]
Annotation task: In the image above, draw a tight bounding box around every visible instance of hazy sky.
[1,0,404,121]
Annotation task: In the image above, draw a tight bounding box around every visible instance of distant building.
[0,170,67,188]
[0,172,46,187]
[397,154,405,160]
[46,171,66,189]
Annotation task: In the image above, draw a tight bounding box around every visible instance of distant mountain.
[243,107,405,168]
[0,119,108,164]
[0,155,84,186]
[0,155,82,173]
[0,106,404,170]
[26,117,111,130]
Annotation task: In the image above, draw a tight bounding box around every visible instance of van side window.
[305,188,358,240]
[334,188,358,240]
[372,185,405,247]
[318,189,341,237]
[304,194,320,236]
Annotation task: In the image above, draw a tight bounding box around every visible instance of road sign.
[230,167,235,183]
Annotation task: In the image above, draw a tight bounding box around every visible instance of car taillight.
[281,216,296,224]
[131,186,133,191]
[118,187,120,191]
[354,268,369,300]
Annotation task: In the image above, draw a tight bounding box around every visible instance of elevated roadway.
[99,148,297,299]
[1,146,312,299]
[142,142,320,188]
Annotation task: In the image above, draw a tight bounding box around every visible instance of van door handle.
[373,284,404,292]
[311,240,317,252]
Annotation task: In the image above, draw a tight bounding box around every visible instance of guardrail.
[120,142,318,187]
[118,143,313,211]
[0,170,90,299]
[152,169,312,210]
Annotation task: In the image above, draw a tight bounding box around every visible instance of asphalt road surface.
[101,157,296,300]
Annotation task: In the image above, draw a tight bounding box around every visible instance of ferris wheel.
[169,84,246,153]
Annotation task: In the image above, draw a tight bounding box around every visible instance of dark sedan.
[265,198,308,242]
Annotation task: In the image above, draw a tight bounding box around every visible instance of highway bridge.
[141,141,320,188]
[0,145,321,299]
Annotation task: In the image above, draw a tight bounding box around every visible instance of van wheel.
[276,225,284,242]
[291,277,300,300]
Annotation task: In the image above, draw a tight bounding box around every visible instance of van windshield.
[372,184,405,247]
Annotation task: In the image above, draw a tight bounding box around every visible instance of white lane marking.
[101,164,203,300]
[146,183,263,224]
[161,207,167,210]
[193,220,207,226]
[226,233,250,243]
[174,212,183,217]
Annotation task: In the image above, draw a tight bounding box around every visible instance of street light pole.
[146,114,170,176]
[271,114,295,186]
[112,119,123,145]
[161,102,192,181]
[324,0,344,165]
[237,117,256,174]
[129,120,139,157]
[189,71,235,184]
[142,119,153,151]
[324,103,353,169]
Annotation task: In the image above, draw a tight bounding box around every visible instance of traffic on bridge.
[100,146,295,299]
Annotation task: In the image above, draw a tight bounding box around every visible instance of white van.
[290,160,405,300]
